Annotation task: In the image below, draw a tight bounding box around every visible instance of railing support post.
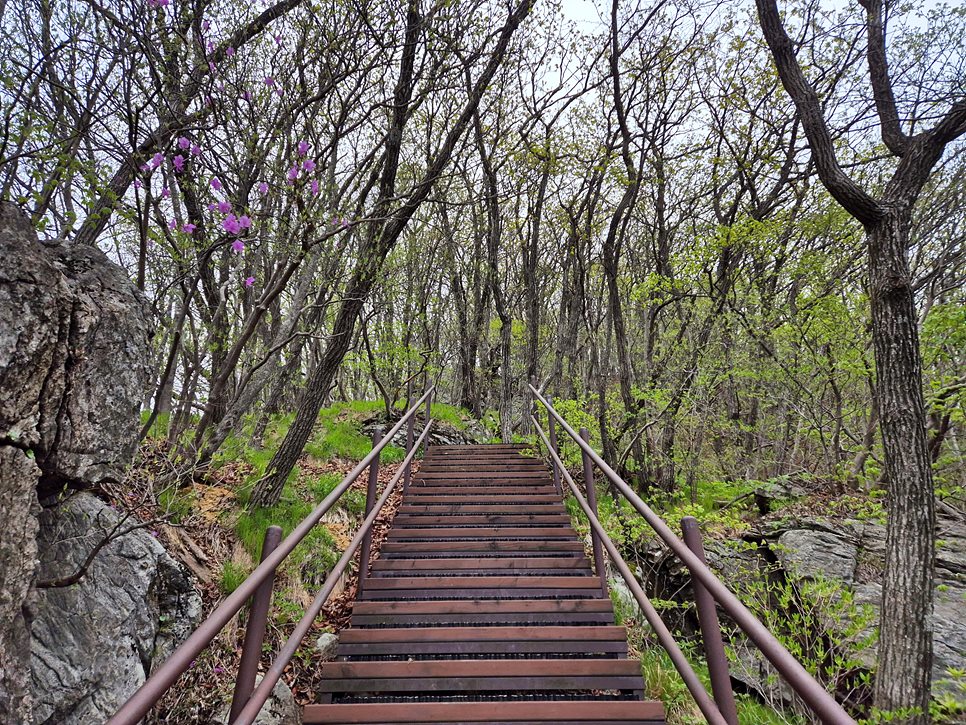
[403,381,414,494]
[547,396,561,496]
[682,516,739,725]
[579,427,607,597]
[356,428,382,595]
[423,384,433,454]
[228,525,282,724]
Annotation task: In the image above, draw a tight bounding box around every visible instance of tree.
[755,0,966,718]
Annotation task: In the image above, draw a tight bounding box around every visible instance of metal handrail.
[529,384,856,725]
[530,416,729,725]
[108,388,435,725]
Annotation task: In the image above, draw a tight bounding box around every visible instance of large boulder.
[0,202,154,723]
[0,202,152,494]
[30,492,202,725]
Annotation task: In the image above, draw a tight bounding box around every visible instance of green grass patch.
[219,560,250,595]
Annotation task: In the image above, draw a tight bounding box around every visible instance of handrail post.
[580,427,607,597]
[356,428,382,595]
[228,525,282,723]
[547,396,561,496]
[423,384,433,454]
[403,381,415,493]
[681,517,739,725]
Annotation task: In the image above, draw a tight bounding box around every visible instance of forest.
[0,0,964,723]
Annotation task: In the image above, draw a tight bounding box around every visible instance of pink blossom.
[151,152,164,169]
[182,223,196,234]
[231,239,245,254]
[217,201,232,214]
[190,144,202,157]
[211,177,223,191]
[223,215,242,234]
[173,155,185,172]
[303,159,316,172]
[244,276,255,287]
[178,137,190,150]
[258,181,269,195]
[161,186,171,198]
[298,140,309,156]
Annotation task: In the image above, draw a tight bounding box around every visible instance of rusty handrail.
[108,388,435,725]
[529,384,857,725]
[232,418,434,725]
[531,416,729,725]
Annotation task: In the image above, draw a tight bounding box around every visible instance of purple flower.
[202,19,210,30]
[310,179,319,196]
[287,166,299,182]
[243,90,251,101]
[214,666,225,674]
[151,152,164,169]
[227,47,235,57]
[274,34,282,44]
[211,177,223,191]
[209,61,217,73]
[341,217,350,229]
[206,40,215,53]
[161,186,171,199]
[298,140,309,156]
[168,218,178,231]
[303,159,316,172]
[231,239,245,254]
[217,201,232,214]
[239,215,251,229]
[178,137,190,150]
[258,181,269,195]
[244,276,255,287]
[140,163,150,172]
[190,144,202,157]
[173,155,185,172]
[182,223,196,234]
[207,203,217,211]
[134,180,142,190]
[264,76,274,86]
[223,215,242,234]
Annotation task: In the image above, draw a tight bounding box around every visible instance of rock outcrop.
[0,202,155,723]
[30,492,202,725]
[0,202,152,496]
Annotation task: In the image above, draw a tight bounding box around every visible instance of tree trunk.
[869,210,935,721]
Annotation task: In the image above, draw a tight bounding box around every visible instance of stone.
[773,528,858,585]
[315,632,340,660]
[0,201,152,496]
[30,492,201,725]
[219,676,301,725]
[0,447,41,723]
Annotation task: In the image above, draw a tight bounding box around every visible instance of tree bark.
[249,0,534,506]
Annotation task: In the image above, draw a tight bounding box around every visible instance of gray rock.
[0,447,41,723]
[30,493,201,725]
[773,528,858,585]
[315,632,340,661]
[0,201,152,496]
[219,676,301,725]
